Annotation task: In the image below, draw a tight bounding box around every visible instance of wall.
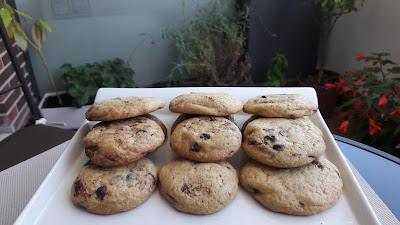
[0,34,36,133]
[15,0,216,95]
[325,0,400,74]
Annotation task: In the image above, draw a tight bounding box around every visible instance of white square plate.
[15,87,380,225]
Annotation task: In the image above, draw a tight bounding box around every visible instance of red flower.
[369,119,383,135]
[354,78,363,85]
[379,96,388,108]
[356,54,366,61]
[372,61,378,65]
[324,83,336,90]
[338,120,350,133]
[389,109,400,121]
[339,112,348,119]
[354,101,363,111]
[392,84,398,94]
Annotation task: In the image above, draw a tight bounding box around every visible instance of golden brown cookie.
[169,92,243,116]
[71,158,157,215]
[170,116,241,162]
[240,158,343,216]
[242,117,325,168]
[243,94,318,118]
[83,116,165,167]
[158,158,238,215]
[86,96,164,121]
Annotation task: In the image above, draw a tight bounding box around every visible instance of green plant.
[0,3,62,105]
[325,53,400,156]
[311,0,364,85]
[264,53,288,87]
[61,58,136,107]
[163,0,251,86]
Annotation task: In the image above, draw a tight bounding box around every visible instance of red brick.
[9,73,18,86]
[0,83,11,101]
[2,53,10,66]
[0,88,22,113]
[16,93,26,110]
[0,105,17,126]
[0,40,6,53]
[13,104,30,130]
[0,57,3,71]
[17,53,25,65]
[0,63,15,84]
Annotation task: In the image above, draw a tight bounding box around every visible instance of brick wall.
[0,36,36,133]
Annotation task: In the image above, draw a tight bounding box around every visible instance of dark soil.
[42,93,74,108]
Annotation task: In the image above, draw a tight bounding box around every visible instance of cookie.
[170,113,237,134]
[83,116,165,167]
[242,118,325,168]
[170,116,242,162]
[169,92,243,116]
[86,96,164,121]
[243,94,318,118]
[240,158,343,216]
[71,158,157,215]
[158,158,238,215]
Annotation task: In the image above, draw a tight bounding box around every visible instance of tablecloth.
[1,140,399,225]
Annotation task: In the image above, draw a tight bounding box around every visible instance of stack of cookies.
[239,94,343,216]
[158,92,242,215]
[70,96,167,215]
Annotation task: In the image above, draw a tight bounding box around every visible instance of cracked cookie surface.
[239,158,343,216]
[170,116,241,162]
[158,158,238,215]
[243,94,318,118]
[86,96,164,121]
[242,118,325,168]
[83,116,165,166]
[71,158,157,215]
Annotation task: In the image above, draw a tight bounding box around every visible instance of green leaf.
[388,67,400,73]
[38,18,52,32]
[0,8,12,28]
[1,4,14,14]
[14,9,33,20]
[31,22,42,48]
[13,25,28,51]
[339,98,358,109]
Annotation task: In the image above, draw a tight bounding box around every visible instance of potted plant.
[38,58,137,129]
[163,1,251,86]
[325,53,400,157]
[297,0,364,118]
[264,53,288,87]
[0,3,62,105]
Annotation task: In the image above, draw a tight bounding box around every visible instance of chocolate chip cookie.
[240,158,343,216]
[242,117,325,168]
[243,94,318,118]
[83,116,166,167]
[158,158,238,215]
[71,158,157,215]
[170,116,242,162]
[86,96,165,121]
[169,92,243,116]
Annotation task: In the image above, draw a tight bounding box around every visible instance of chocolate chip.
[209,116,216,121]
[272,144,285,151]
[261,96,266,98]
[299,202,305,207]
[137,129,148,134]
[249,141,258,145]
[86,145,98,151]
[74,180,83,196]
[147,173,156,187]
[313,160,324,170]
[190,143,201,152]
[181,183,190,195]
[264,135,276,143]
[336,171,341,179]
[226,166,231,170]
[200,133,211,140]
[96,186,107,201]
[279,130,287,136]
[247,185,261,194]
[126,173,138,181]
